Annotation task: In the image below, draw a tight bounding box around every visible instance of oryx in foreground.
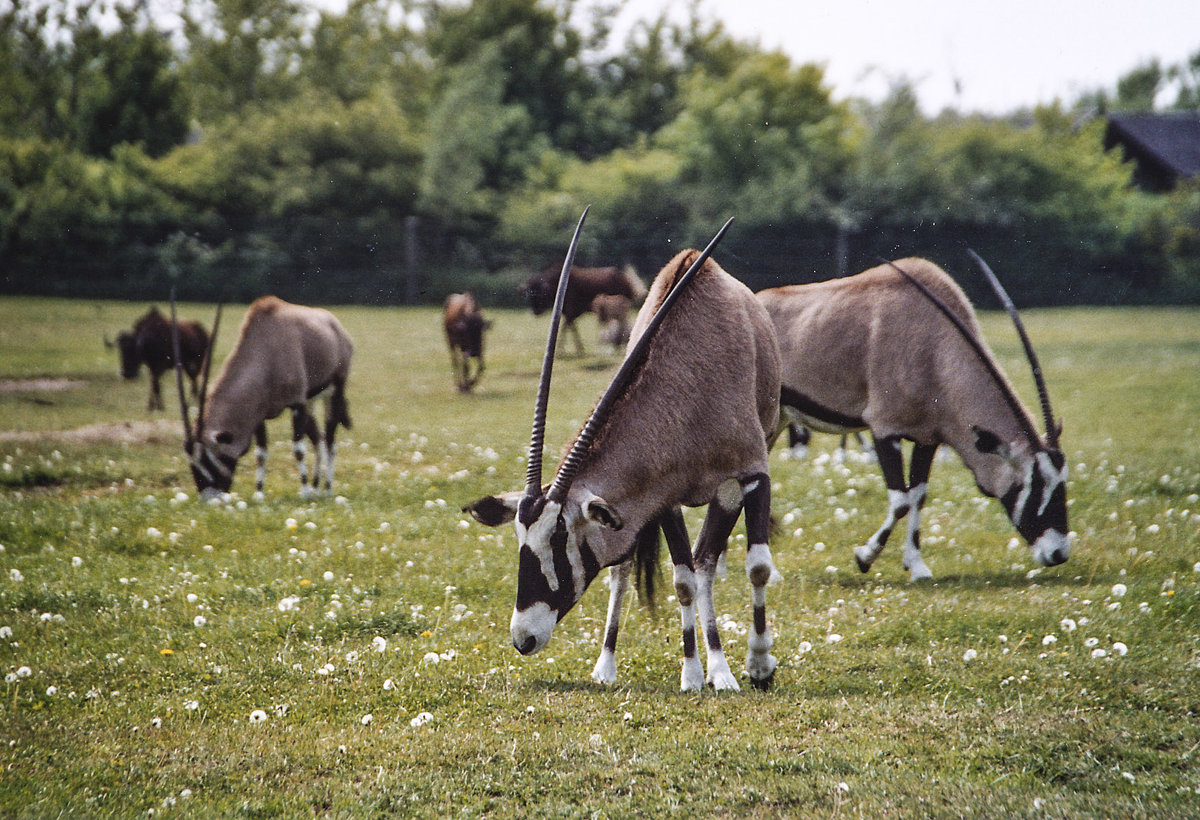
[466,213,783,691]
[110,307,209,411]
[443,292,489,393]
[523,260,645,355]
[173,295,354,500]
[758,255,1068,581]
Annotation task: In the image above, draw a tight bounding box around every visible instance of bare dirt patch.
[0,419,179,444]
[0,378,88,393]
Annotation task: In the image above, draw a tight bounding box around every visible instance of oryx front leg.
[292,406,320,499]
[660,507,702,692]
[855,435,910,573]
[253,423,268,500]
[694,483,743,691]
[591,560,631,685]
[742,473,778,691]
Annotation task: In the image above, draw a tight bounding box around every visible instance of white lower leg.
[255,446,268,494]
[697,559,738,691]
[745,543,778,685]
[902,484,932,581]
[674,565,703,692]
[855,488,910,571]
[591,563,630,685]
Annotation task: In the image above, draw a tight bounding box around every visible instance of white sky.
[608,0,1200,113]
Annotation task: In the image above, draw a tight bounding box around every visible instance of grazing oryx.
[443,292,489,393]
[173,295,354,500]
[466,213,783,692]
[523,261,645,355]
[758,255,1069,581]
[110,307,209,411]
[590,293,633,352]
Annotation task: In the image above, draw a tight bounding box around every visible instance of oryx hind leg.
[741,473,779,690]
[321,381,350,493]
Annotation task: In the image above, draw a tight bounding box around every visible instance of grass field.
[2,295,1199,818]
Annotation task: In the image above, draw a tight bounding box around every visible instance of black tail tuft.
[633,520,663,615]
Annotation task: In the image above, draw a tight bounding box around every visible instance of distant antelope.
[590,293,633,352]
[443,292,489,392]
[758,255,1068,581]
[110,307,208,411]
[523,261,645,355]
[466,213,784,691]
[173,295,354,500]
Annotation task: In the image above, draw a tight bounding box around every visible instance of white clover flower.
[323,571,335,582]
[345,651,359,664]
[9,569,23,582]
[361,713,373,726]
[826,633,843,644]
[184,700,199,711]
[1042,634,1057,646]
[797,641,813,654]
[146,527,162,539]
[186,593,198,604]
[1112,642,1128,656]
[1092,648,1107,659]
[962,649,978,662]
[1139,602,1151,613]
[249,709,268,724]
[0,626,11,639]
[383,679,395,691]
[71,556,83,568]
[1111,583,1127,598]
[1059,618,1077,632]
[46,685,58,697]
[1084,637,1099,648]
[372,637,387,653]
[410,711,433,728]
[277,596,300,613]
[193,615,207,628]
[422,652,441,665]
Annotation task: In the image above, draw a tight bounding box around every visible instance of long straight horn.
[195,299,223,438]
[883,259,1042,450]
[968,250,1059,449]
[526,207,590,496]
[170,288,194,443]
[547,217,734,503]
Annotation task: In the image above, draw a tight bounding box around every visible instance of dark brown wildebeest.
[443,292,489,392]
[174,295,353,500]
[590,293,633,352]
[522,262,645,355]
[111,307,209,411]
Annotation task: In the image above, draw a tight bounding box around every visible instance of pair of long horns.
[885,253,1059,451]
[170,288,222,445]
[526,210,735,503]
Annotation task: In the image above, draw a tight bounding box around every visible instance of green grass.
[2,295,1200,818]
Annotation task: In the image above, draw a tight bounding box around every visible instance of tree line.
[1,0,1198,307]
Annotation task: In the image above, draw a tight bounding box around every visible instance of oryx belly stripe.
[780,386,865,432]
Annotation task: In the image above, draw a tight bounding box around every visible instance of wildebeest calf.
[443,292,489,392]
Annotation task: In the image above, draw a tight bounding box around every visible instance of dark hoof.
[855,555,871,573]
[750,672,774,692]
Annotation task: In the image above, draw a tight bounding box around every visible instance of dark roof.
[1105,112,1200,191]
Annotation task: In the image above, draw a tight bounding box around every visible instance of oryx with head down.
[465,212,783,691]
[757,254,1069,581]
[173,295,354,500]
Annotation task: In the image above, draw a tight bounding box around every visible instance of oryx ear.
[584,496,623,531]
[972,425,1014,461]
[463,492,521,527]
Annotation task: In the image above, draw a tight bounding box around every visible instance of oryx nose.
[514,635,537,655]
[1047,546,1068,566]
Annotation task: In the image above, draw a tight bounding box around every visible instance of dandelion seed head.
[410,711,433,728]
[1042,634,1057,646]
[1111,583,1127,598]
[962,648,978,661]
[249,709,267,724]
[1112,642,1128,656]
[361,713,373,725]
